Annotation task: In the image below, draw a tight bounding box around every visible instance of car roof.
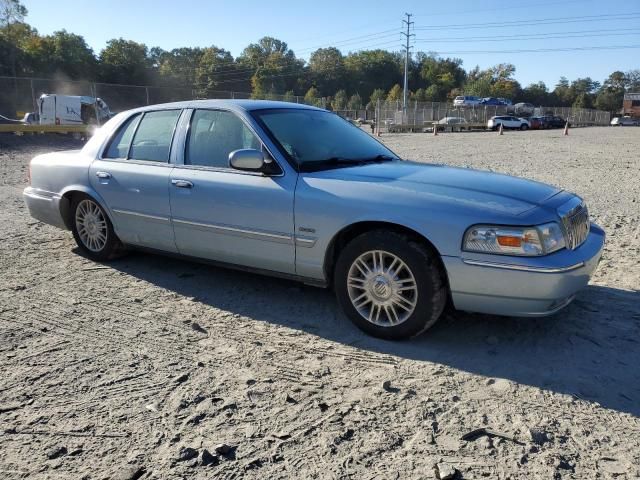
[126,99,323,114]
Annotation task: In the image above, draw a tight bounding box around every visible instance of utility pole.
[401,13,414,112]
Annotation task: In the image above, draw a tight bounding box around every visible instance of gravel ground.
[1,128,639,479]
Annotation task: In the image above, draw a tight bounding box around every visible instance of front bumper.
[23,187,67,230]
[442,223,605,317]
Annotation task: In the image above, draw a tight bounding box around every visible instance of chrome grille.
[560,202,590,250]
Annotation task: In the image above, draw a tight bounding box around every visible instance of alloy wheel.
[347,250,418,326]
[75,199,108,252]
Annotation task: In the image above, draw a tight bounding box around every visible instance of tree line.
[1,0,639,112]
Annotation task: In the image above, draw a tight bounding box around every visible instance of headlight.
[463,222,566,256]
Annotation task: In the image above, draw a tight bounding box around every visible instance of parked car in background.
[487,116,530,130]
[23,100,604,340]
[453,95,481,106]
[512,102,535,115]
[480,97,504,106]
[498,98,513,106]
[610,116,640,126]
[540,115,569,129]
[436,117,469,130]
[528,117,543,130]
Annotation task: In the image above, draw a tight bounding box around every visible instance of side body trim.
[172,218,293,244]
[112,208,170,223]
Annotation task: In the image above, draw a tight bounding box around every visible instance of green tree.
[344,49,402,101]
[424,84,442,101]
[572,92,593,109]
[282,90,295,103]
[520,82,549,105]
[626,70,640,91]
[158,47,204,86]
[304,86,320,106]
[0,0,28,77]
[411,87,427,102]
[241,37,305,96]
[331,89,348,110]
[491,78,520,101]
[553,77,573,106]
[595,89,623,112]
[347,93,362,110]
[194,46,235,96]
[465,77,492,98]
[418,54,466,101]
[32,30,96,79]
[594,71,627,112]
[309,47,345,96]
[99,38,149,84]
[386,84,402,102]
[366,88,386,109]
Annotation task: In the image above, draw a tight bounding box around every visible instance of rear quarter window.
[104,114,141,159]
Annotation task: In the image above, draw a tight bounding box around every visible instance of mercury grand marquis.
[24,100,605,339]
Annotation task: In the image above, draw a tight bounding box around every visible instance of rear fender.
[58,184,117,231]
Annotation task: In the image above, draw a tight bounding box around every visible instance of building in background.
[623,93,640,118]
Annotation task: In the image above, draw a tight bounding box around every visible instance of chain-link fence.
[372,100,610,133]
[0,76,610,129]
[0,76,327,122]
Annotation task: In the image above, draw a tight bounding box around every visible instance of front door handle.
[171,179,193,189]
[96,171,112,179]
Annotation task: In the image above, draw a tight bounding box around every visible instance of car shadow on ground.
[102,250,640,418]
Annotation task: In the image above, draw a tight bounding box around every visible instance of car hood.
[304,161,562,216]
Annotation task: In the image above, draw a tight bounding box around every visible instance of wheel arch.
[323,220,448,289]
[58,185,115,230]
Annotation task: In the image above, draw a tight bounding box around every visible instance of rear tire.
[334,230,447,340]
[71,193,123,262]
[520,124,528,130]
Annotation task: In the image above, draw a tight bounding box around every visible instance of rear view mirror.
[229,149,265,172]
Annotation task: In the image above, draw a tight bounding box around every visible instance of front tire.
[71,194,123,261]
[334,230,447,340]
[520,124,528,130]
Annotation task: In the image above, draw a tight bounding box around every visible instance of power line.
[413,12,640,30]
[428,44,640,55]
[295,28,402,53]
[412,0,586,17]
[414,29,640,44]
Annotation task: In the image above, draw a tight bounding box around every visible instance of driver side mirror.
[229,149,279,175]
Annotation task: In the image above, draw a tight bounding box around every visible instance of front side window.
[253,108,399,172]
[186,110,261,168]
[129,110,181,162]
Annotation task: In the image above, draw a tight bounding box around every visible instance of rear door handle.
[171,179,193,189]
[96,171,112,179]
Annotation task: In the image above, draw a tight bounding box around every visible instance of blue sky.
[23,0,640,89]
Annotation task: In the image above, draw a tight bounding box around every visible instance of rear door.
[168,108,296,274]
[89,109,182,252]
[39,96,55,124]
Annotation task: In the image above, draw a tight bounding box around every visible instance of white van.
[38,94,111,126]
[453,95,481,107]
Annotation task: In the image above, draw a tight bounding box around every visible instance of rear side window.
[104,114,141,159]
[129,110,181,162]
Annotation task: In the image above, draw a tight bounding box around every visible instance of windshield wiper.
[301,154,396,172]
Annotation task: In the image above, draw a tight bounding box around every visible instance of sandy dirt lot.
[1,127,639,479]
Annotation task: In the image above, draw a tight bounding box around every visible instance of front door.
[89,109,182,252]
[169,109,296,274]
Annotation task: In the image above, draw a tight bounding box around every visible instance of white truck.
[36,94,111,125]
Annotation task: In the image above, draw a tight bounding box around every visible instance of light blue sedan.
[23,100,605,339]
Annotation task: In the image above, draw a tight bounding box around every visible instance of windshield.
[252,108,399,171]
